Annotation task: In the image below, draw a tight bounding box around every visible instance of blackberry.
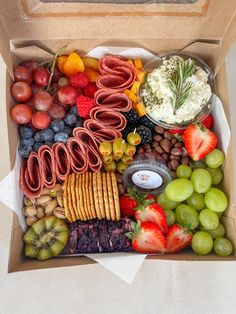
[136,125,152,144]
[122,124,135,140]
[139,115,155,130]
[123,109,139,127]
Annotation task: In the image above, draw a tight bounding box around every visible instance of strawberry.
[183,124,217,161]
[166,224,192,253]
[144,194,156,202]
[76,95,95,119]
[119,194,138,217]
[126,221,167,254]
[83,82,98,98]
[168,129,185,135]
[69,72,88,88]
[135,202,168,234]
[201,114,214,129]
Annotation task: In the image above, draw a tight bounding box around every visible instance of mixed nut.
[22,183,66,225]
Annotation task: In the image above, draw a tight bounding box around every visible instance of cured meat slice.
[97,55,136,91]
[95,88,132,112]
[66,137,88,174]
[52,143,71,182]
[89,107,127,131]
[84,119,121,143]
[38,145,57,188]
[73,127,99,150]
[20,153,43,198]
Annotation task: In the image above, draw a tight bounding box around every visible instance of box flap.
[0,16,13,77]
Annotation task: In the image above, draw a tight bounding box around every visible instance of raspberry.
[69,72,88,88]
[83,82,98,98]
[168,129,185,135]
[76,95,95,119]
[201,114,214,129]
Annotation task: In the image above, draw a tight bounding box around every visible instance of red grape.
[58,77,69,88]
[58,86,79,105]
[49,103,66,120]
[34,68,50,87]
[31,83,42,95]
[11,104,33,124]
[31,111,51,129]
[14,66,33,84]
[21,60,38,74]
[11,81,32,102]
[52,66,63,83]
[34,91,53,111]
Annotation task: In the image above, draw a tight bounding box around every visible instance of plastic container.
[123,152,172,194]
[138,53,215,130]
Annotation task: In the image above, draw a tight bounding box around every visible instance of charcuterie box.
[0,0,236,272]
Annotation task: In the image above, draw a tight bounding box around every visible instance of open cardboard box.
[0,0,236,272]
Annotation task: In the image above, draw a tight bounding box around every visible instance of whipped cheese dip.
[141,56,212,124]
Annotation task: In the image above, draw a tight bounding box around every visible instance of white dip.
[141,56,212,124]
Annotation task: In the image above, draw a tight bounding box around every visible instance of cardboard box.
[0,0,236,272]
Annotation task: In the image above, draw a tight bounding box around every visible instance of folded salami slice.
[84,119,121,143]
[97,55,136,91]
[95,88,132,112]
[38,145,57,188]
[20,153,43,198]
[66,138,88,174]
[89,107,127,131]
[52,143,71,182]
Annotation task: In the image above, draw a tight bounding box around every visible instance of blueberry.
[70,106,78,116]
[54,132,69,143]
[63,126,72,136]
[20,137,35,147]
[51,119,65,132]
[19,126,34,139]
[64,113,77,127]
[41,128,54,142]
[34,131,44,142]
[44,141,54,147]
[33,142,44,152]
[18,145,33,158]
[76,117,84,128]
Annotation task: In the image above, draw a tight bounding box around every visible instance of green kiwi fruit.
[23,216,69,261]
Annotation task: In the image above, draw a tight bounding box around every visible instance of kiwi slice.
[23,216,69,261]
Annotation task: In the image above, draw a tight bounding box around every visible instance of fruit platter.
[10,47,233,261]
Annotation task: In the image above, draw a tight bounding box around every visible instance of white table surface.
[1,46,236,314]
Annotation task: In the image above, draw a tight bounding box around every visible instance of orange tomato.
[63,52,84,77]
[84,67,100,82]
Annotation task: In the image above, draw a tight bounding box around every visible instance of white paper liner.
[0,46,231,284]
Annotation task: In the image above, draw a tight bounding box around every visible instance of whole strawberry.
[119,194,138,217]
[201,114,214,129]
[69,72,88,88]
[76,95,95,119]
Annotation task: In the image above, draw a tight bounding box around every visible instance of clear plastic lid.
[123,152,172,194]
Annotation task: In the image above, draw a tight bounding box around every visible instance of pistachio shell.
[25,206,37,217]
[24,196,36,206]
[53,207,66,219]
[22,207,28,216]
[49,184,62,197]
[36,195,52,206]
[57,192,64,207]
[41,187,51,196]
[45,199,58,216]
[26,216,38,226]
[36,206,45,219]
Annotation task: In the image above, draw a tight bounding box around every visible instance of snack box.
[0,0,236,272]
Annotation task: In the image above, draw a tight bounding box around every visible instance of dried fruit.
[63,52,84,77]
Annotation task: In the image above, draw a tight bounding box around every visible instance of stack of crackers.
[63,172,121,222]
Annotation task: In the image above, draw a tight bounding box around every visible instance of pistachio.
[49,184,62,197]
[53,207,66,219]
[24,196,36,206]
[36,195,52,206]
[41,187,51,196]
[57,192,64,207]
[45,199,58,216]
[25,206,37,217]
[26,216,38,226]
[22,207,28,216]
[36,206,45,219]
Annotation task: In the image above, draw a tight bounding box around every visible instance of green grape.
[176,164,192,179]
[191,169,211,193]
[192,231,213,255]
[187,191,205,211]
[190,159,207,169]
[165,210,176,226]
[216,211,224,218]
[157,192,180,210]
[165,179,193,202]
[214,237,233,257]
[175,204,199,230]
[206,167,223,185]
[205,188,228,212]
[205,149,225,168]
[201,223,225,239]
[199,209,219,230]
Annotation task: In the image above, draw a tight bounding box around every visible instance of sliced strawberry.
[166,224,192,254]
[168,129,185,135]
[119,194,138,217]
[201,114,214,129]
[126,221,167,254]
[183,124,217,161]
[135,202,168,234]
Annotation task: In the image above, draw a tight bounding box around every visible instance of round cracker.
[111,172,121,221]
[82,173,90,220]
[79,174,87,220]
[106,172,115,221]
[102,173,110,220]
[97,172,106,219]
[71,173,79,220]
[63,176,72,222]
[89,172,96,218]
[67,174,76,221]
[85,172,93,219]
[74,173,82,220]
[93,173,102,219]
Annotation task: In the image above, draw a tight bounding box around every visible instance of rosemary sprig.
[169,59,196,114]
